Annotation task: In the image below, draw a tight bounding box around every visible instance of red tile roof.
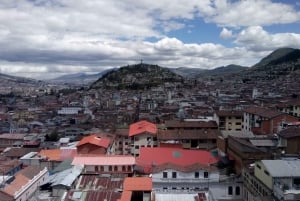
[244,106,282,119]
[215,110,243,117]
[158,129,220,140]
[39,149,77,161]
[3,174,29,196]
[129,120,157,137]
[76,134,111,148]
[278,127,300,138]
[123,177,152,191]
[117,191,132,201]
[117,177,152,201]
[137,147,218,173]
[165,120,218,129]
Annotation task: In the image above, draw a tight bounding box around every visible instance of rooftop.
[244,106,282,119]
[137,147,218,173]
[261,159,300,177]
[76,134,111,148]
[129,120,157,137]
[72,155,135,166]
[123,177,152,191]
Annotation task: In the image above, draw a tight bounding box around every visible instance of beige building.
[254,160,300,201]
[129,120,158,157]
[214,110,243,131]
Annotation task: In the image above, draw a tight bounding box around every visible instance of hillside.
[90,63,183,89]
[169,67,205,77]
[253,48,299,68]
[244,48,300,80]
[0,73,42,89]
[49,69,114,85]
[197,64,247,77]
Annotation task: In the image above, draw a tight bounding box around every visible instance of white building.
[1,166,48,201]
[57,107,82,115]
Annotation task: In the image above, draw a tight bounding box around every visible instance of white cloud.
[206,0,300,27]
[220,27,233,39]
[235,26,300,51]
[0,0,299,79]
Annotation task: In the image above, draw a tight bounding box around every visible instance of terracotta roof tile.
[117,191,132,201]
[129,120,157,137]
[158,129,220,140]
[76,134,111,148]
[278,127,300,138]
[165,120,218,128]
[3,174,29,196]
[0,191,13,201]
[137,147,218,173]
[39,149,77,161]
[215,110,243,117]
[123,177,152,191]
[244,106,282,119]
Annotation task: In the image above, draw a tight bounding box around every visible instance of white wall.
[152,168,220,183]
[15,168,48,201]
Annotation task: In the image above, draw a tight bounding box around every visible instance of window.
[204,171,209,178]
[172,172,177,178]
[228,186,233,195]
[135,145,139,149]
[163,172,168,178]
[235,122,241,125]
[122,165,126,171]
[95,166,99,172]
[100,166,104,171]
[236,186,240,195]
[114,166,118,171]
[264,170,270,176]
[153,137,157,141]
[195,172,199,178]
[109,166,112,171]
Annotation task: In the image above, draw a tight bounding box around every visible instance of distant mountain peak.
[254,47,300,67]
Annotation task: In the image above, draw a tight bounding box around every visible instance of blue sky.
[0,0,299,79]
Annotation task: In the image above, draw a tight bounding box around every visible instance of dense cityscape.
[0,47,300,201]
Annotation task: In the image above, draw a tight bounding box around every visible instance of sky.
[0,0,300,79]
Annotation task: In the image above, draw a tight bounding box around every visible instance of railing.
[152,178,219,183]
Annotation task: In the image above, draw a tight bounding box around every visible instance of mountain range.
[0,47,299,88]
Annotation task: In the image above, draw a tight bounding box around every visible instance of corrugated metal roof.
[44,165,83,187]
[262,160,300,177]
[72,155,135,166]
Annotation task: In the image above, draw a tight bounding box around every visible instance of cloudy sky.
[0,0,300,79]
